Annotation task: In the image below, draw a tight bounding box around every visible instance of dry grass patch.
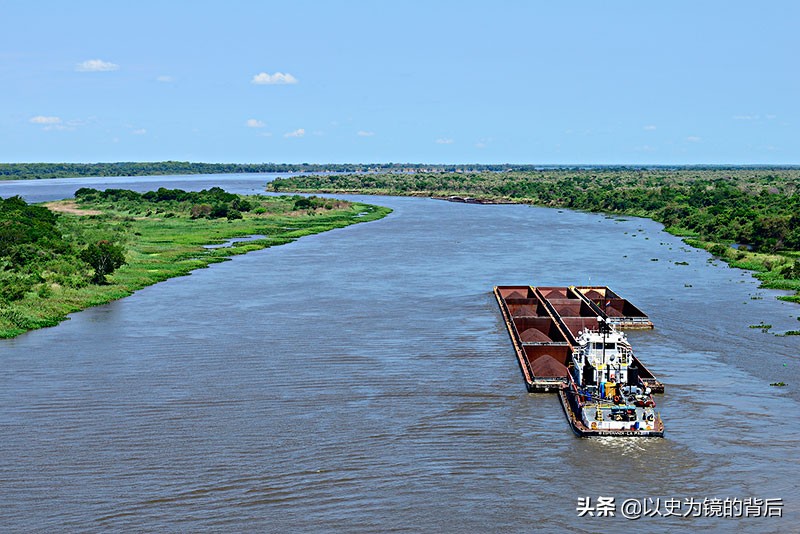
[44,200,102,216]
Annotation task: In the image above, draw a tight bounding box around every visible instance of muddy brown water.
[1,175,798,532]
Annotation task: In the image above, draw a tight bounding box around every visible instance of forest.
[4,162,799,180]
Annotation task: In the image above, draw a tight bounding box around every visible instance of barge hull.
[493,287,565,392]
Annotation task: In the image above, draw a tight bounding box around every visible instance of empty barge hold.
[494,285,665,437]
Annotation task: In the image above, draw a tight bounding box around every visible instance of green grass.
[0,196,391,338]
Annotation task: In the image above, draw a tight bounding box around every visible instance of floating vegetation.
[770,382,787,387]
[675,261,689,266]
[684,284,693,287]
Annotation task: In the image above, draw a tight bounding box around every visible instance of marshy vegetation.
[0,188,390,337]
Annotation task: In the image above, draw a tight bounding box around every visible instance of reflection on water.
[0,175,798,532]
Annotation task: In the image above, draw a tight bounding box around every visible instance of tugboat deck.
[557,387,665,437]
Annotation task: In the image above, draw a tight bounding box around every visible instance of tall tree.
[79,240,126,284]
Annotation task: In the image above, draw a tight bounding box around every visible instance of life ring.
[591,422,597,430]
[613,395,621,404]
[645,413,655,422]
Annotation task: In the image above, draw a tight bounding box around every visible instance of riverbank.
[269,170,800,304]
[0,192,391,338]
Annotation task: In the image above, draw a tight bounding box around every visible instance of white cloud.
[156,75,174,83]
[30,115,61,125]
[643,125,657,131]
[284,128,305,138]
[246,119,266,128]
[30,116,73,131]
[132,129,147,135]
[435,138,454,144]
[252,72,298,85]
[357,130,375,137]
[75,59,119,72]
[686,136,702,143]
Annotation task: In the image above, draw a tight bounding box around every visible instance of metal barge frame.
[493,285,663,394]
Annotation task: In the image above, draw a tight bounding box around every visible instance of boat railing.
[535,377,566,384]
[608,317,652,326]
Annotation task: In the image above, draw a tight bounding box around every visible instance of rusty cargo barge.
[494,285,664,437]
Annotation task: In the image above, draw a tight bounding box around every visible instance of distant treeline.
[3,162,800,180]
[270,169,800,254]
[74,187,343,219]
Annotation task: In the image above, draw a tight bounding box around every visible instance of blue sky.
[1,1,797,164]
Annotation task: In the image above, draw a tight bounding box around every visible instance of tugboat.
[559,317,664,437]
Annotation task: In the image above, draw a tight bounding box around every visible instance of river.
[1,174,798,532]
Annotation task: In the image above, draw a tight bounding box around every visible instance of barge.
[494,285,664,437]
